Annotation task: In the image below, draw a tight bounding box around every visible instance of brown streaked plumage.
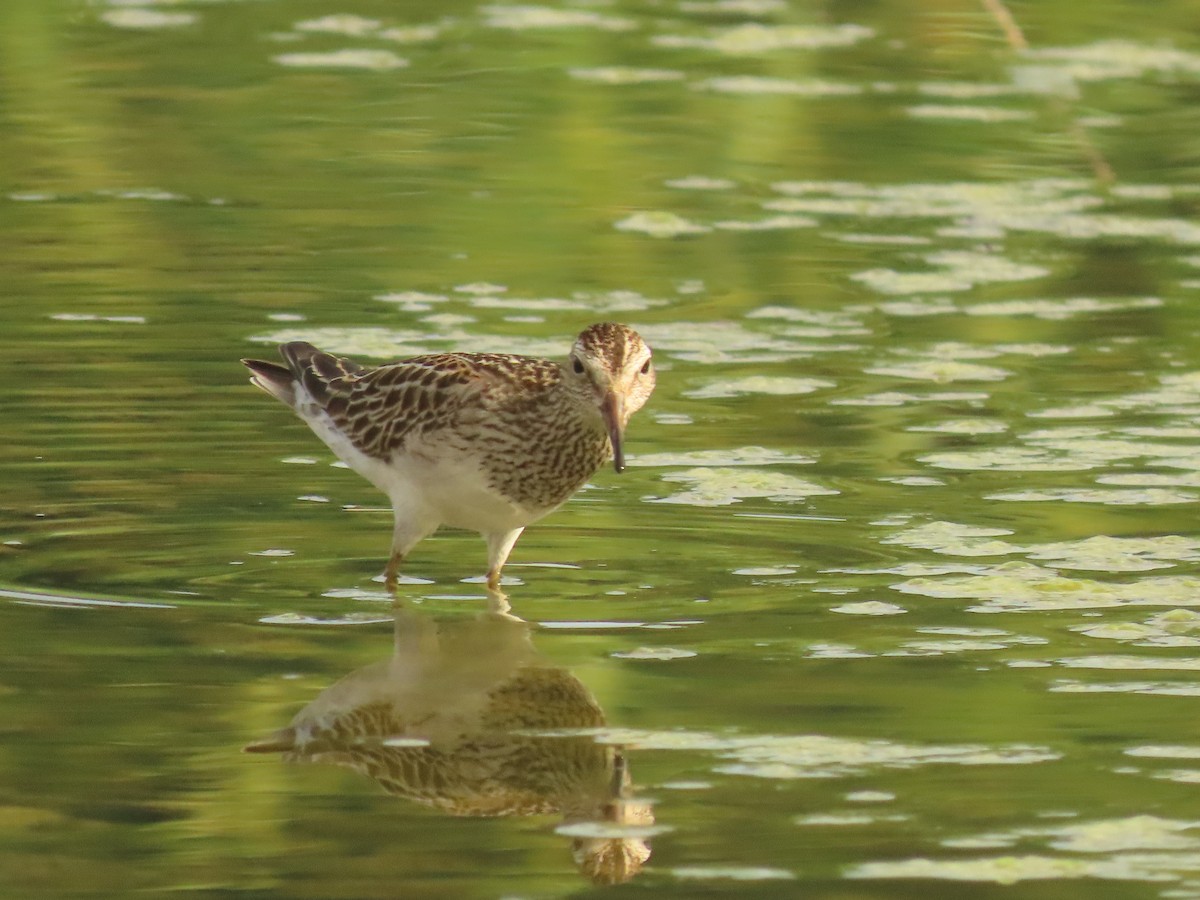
[241,323,655,590]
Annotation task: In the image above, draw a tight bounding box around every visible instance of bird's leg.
[385,505,437,593]
[384,552,404,593]
[484,527,524,592]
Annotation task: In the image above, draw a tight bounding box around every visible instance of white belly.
[394,450,540,535]
[297,406,543,536]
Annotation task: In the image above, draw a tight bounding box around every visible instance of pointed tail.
[242,341,365,408]
[241,356,297,406]
[243,726,298,754]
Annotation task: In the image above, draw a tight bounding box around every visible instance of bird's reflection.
[246,592,654,884]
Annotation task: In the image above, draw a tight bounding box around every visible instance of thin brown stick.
[979,0,1029,51]
[1067,121,1117,185]
[978,0,1115,184]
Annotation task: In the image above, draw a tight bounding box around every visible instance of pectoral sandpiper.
[242,323,655,590]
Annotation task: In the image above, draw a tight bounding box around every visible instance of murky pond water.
[6,0,1200,896]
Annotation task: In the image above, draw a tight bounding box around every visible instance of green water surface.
[5,0,1200,896]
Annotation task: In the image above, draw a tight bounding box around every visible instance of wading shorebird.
[241,323,655,590]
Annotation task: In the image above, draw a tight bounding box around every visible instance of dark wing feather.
[278,341,367,407]
[242,342,367,407]
[322,352,561,460]
[251,343,562,460]
[335,354,483,457]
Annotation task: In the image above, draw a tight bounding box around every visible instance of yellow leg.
[484,527,523,593]
[385,552,403,592]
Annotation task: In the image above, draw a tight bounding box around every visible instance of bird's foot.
[384,553,403,594]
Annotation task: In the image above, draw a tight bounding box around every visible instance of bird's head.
[566,323,655,473]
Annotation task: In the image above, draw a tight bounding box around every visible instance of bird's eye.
[640,359,651,375]
[572,356,584,374]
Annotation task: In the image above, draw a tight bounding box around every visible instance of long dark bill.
[601,392,626,473]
